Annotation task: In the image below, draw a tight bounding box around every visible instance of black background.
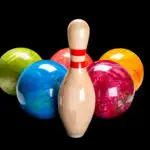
[0,9,148,142]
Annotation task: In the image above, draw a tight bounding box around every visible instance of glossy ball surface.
[50,48,93,68]
[16,60,67,119]
[0,47,42,95]
[87,60,134,119]
[100,48,144,91]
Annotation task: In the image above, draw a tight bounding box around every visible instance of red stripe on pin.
[71,49,86,56]
[71,61,86,68]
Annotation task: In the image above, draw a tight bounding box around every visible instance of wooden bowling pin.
[58,19,95,138]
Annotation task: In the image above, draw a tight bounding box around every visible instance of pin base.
[69,135,83,138]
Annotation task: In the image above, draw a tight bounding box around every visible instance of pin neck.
[70,49,86,69]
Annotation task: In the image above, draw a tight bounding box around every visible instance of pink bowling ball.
[87,60,135,119]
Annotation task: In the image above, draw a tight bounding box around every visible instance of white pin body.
[58,19,95,138]
[58,69,95,138]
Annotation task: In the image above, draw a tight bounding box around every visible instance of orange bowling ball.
[50,48,93,69]
[100,48,144,91]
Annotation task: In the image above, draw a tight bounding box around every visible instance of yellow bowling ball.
[100,48,144,91]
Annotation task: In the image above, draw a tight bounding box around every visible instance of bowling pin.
[58,19,95,138]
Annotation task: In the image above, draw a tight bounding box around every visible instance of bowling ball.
[16,60,67,119]
[87,60,134,119]
[50,48,93,68]
[100,48,144,91]
[0,47,42,96]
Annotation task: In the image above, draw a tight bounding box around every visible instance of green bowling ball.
[0,47,42,96]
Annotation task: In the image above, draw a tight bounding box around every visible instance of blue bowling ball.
[16,60,67,119]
